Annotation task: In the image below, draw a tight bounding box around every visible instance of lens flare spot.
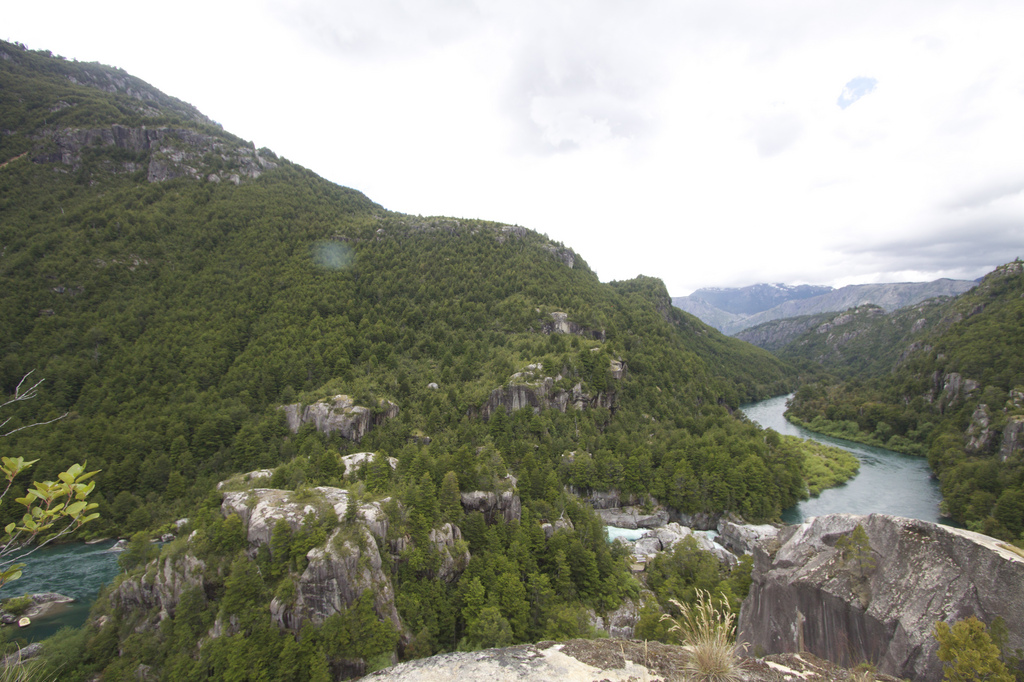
[312,241,354,270]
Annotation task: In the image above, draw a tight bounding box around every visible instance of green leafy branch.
[0,459,100,587]
[0,372,99,588]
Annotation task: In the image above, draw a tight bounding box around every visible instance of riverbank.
[782,433,859,496]
[0,540,121,643]
[787,413,927,456]
[740,394,946,525]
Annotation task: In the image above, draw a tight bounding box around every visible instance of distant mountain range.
[673,279,979,335]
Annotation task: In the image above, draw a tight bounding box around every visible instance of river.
[739,394,949,525]
[0,540,121,643]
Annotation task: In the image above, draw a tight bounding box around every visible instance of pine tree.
[934,617,1012,682]
[836,524,876,578]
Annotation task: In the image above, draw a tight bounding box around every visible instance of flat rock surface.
[365,639,896,681]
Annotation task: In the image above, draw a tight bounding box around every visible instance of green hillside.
[0,41,817,678]
[739,296,960,379]
[787,261,1024,537]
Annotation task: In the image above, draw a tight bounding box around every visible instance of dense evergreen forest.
[785,261,1024,539]
[0,41,857,679]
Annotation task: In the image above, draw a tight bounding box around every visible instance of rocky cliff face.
[1000,415,1024,461]
[460,490,522,524]
[32,124,277,183]
[218,482,470,635]
[475,363,617,420]
[110,553,207,627]
[273,526,402,632]
[281,395,399,442]
[222,486,350,548]
[542,312,605,340]
[737,513,1024,681]
[594,506,668,530]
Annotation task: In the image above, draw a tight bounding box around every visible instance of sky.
[6,1,1024,295]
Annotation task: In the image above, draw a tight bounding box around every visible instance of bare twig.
[0,372,68,437]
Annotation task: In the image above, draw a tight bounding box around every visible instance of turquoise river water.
[0,540,121,642]
[739,394,948,525]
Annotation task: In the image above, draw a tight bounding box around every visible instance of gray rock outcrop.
[566,487,651,510]
[281,395,399,442]
[1000,415,1024,461]
[632,523,738,566]
[221,487,349,548]
[273,526,401,632]
[32,124,276,183]
[363,638,885,682]
[936,372,980,410]
[965,403,994,452]
[428,523,471,583]
[601,598,639,639]
[474,364,616,420]
[341,452,398,477]
[0,593,74,622]
[0,642,44,670]
[737,513,1024,681]
[110,554,207,625]
[542,312,605,340]
[717,520,780,556]
[460,490,522,523]
[216,468,274,490]
[595,506,668,529]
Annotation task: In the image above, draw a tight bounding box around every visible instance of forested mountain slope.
[737,296,959,378]
[0,41,818,678]
[787,261,1024,538]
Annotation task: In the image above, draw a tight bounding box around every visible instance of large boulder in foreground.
[737,513,1024,681]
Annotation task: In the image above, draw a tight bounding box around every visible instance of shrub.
[0,596,32,617]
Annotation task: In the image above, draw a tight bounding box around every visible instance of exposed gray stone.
[595,506,668,530]
[737,513,1024,681]
[216,468,274,490]
[274,526,401,632]
[30,124,276,183]
[542,312,605,340]
[475,365,615,420]
[717,520,780,555]
[363,638,880,681]
[281,396,399,442]
[341,452,398,477]
[0,593,75,621]
[460,490,522,523]
[221,487,349,548]
[0,642,43,669]
[110,554,206,627]
[428,523,470,583]
[602,598,639,639]
[965,403,994,452]
[1000,415,1024,461]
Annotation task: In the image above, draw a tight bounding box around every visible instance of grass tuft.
[660,589,743,682]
